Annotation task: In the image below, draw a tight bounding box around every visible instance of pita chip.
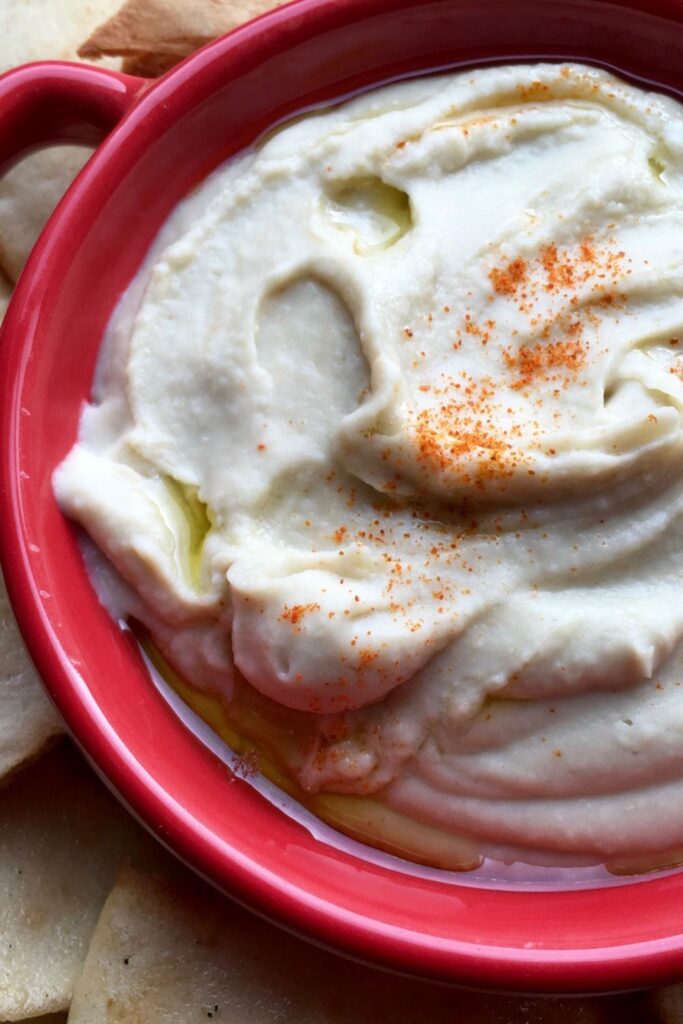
[67,848,647,1024]
[0,147,93,283]
[0,1,125,71]
[0,569,62,782]
[0,0,124,282]
[0,742,150,1020]
[79,0,284,69]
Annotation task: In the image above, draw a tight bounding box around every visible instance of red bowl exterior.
[4,0,683,994]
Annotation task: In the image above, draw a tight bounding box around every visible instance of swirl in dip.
[55,62,683,869]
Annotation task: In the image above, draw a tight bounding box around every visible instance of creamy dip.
[55,62,683,868]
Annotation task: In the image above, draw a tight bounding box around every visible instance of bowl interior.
[5,0,683,993]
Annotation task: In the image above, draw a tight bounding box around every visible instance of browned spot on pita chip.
[121,51,178,77]
[79,0,285,67]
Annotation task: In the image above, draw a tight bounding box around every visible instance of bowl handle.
[0,61,146,174]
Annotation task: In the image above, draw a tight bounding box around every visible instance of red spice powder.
[516,80,552,102]
[489,257,528,296]
[542,244,574,290]
[504,338,587,391]
[488,235,627,308]
[411,380,520,485]
[280,603,321,627]
[332,525,348,544]
[358,648,379,669]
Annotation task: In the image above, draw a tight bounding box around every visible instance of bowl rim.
[5,0,683,994]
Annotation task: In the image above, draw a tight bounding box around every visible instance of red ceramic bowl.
[5,0,683,995]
